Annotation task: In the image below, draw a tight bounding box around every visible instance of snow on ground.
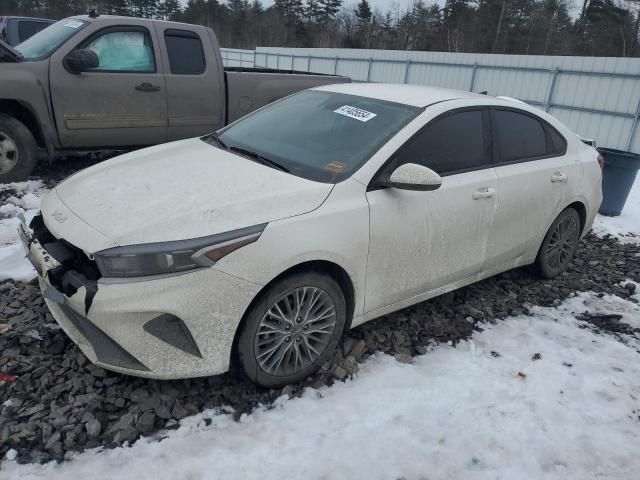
[0,181,48,282]
[593,172,640,242]
[3,290,640,480]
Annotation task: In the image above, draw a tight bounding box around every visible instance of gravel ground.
[1,158,639,465]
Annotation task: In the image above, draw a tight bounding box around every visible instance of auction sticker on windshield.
[64,21,83,28]
[334,105,377,122]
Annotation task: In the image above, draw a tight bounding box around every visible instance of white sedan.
[20,83,603,387]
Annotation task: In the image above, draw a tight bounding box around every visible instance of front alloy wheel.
[238,272,346,387]
[255,286,337,376]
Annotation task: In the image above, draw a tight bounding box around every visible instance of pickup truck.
[0,16,54,46]
[0,14,349,182]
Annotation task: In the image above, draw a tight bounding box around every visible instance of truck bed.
[224,68,349,124]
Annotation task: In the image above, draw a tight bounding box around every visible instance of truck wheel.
[0,114,39,183]
[237,271,346,388]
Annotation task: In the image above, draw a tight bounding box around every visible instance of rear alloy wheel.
[0,114,39,183]
[535,208,581,278]
[238,272,346,388]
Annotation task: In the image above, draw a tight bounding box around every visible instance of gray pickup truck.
[0,15,349,182]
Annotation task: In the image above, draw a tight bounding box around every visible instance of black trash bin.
[598,148,640,217]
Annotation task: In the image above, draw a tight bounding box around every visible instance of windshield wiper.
[229,146,290,173]
[205,132,228,150]
[0,39,23,62]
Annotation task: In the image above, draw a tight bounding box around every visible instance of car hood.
[52,138,334,249]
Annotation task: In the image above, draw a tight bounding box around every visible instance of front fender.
[0,60,58,151]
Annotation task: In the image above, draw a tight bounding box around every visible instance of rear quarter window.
[547,125,567,155]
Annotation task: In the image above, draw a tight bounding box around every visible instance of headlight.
[94,223,266,278]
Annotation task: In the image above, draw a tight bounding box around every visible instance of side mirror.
[64,49,99,74]
[381,163,442,191]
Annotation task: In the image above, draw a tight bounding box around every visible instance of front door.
[365,109,498,314]
[49,25,167,148]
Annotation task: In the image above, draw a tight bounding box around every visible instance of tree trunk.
[630,11,640,56]
[543,12,556,55]
[492,0,507,53]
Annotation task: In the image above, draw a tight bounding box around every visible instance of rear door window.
[164,30,205,75]
[393,109,488,176]
[17,21,50,43]
[494,109,547,162]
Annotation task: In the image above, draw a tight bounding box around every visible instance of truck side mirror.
[64,49,99,74]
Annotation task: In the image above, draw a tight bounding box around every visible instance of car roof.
[314,83,490,108]
[0,16,54,22]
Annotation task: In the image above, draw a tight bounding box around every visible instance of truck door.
[49,23,167,148]
[154,24,225,141]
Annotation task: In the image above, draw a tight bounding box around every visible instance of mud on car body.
[20,83,603,388]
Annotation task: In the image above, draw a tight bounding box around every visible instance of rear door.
[154,24,224,141]
[483,107,570,269]
[365,108,498,313]
[49,22,167,148]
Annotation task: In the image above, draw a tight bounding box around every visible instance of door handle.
[551,172,568,183]
[472,187,496,200]
[135,82,161,92]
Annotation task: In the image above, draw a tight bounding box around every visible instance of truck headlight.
[94,223,266,278]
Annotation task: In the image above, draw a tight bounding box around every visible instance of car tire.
[237,271,347,388]
[0,114,39,183]
[535,207,581,279]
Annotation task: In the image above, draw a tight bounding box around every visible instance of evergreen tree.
[157,0,181,20]
[318,0,342,22]
[355,0,371,26]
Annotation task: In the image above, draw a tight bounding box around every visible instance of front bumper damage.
[18,214,263,379]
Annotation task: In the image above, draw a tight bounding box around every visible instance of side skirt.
[351,255,530,328]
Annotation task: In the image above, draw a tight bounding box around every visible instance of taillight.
[597,153,605,171]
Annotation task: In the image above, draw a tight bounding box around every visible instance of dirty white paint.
[52,138,334,248]
[25,84,602,379]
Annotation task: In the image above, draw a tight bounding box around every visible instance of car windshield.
[15,19,87,60]
[206,90,421,183]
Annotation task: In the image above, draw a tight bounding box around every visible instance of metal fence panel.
[220,48,255,67]
[253,47,640,153]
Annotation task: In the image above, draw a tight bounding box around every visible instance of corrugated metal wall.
[220,48,255,67]
[251,47,640,154]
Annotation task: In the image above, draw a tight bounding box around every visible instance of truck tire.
[0,114,39,183]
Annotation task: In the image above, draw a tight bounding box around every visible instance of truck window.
[85,29,155,73]
[17,20,51,43]
[15,19,87,60]
[164,29,205,75]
